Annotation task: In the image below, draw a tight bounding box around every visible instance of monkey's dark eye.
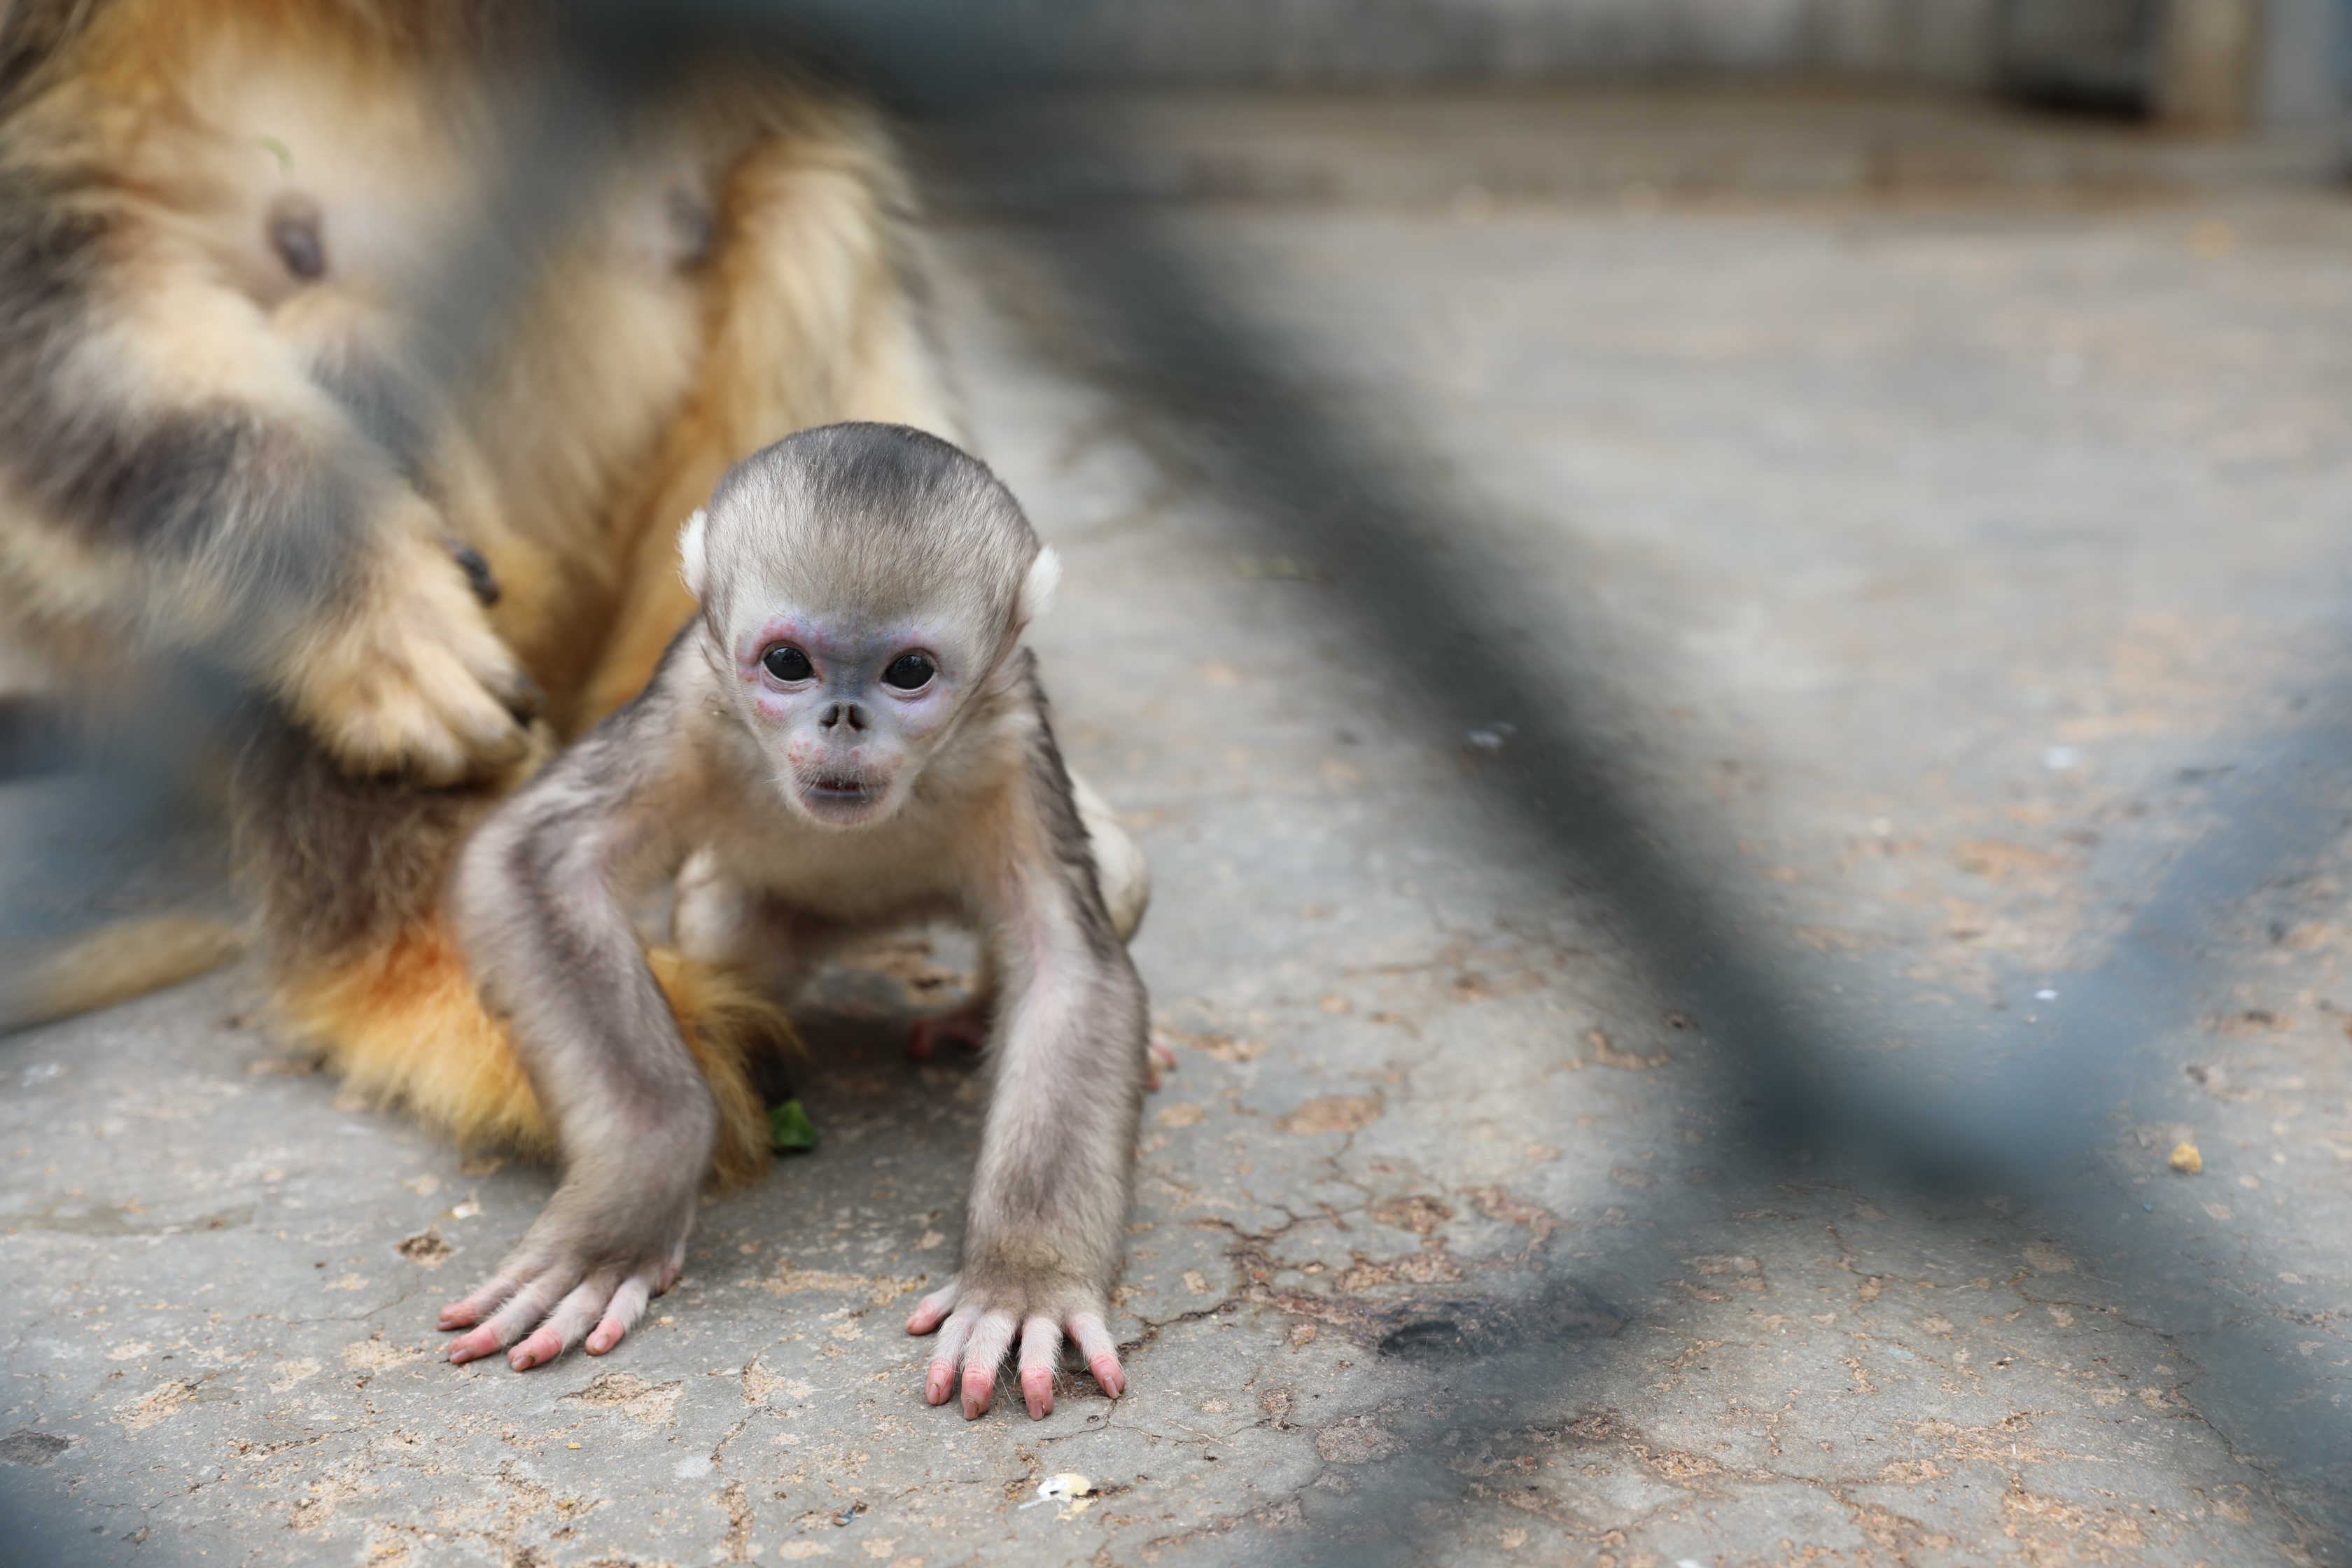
[762,645,813,682]
[881,653,934,691]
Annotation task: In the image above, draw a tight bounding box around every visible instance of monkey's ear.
[677,510,710,603]
[1016,546,1061,629]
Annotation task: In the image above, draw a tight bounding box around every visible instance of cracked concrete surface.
[6,89,2352,1564]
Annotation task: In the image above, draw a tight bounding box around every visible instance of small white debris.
[1021,1473,1096,1520]
[1466,722,1517,752]
[2043,746,2082,771]
[673,1455,713,1478]
[2034,989,2058,1001]
[1868,816,1893,838]
[21,1063,62,1086]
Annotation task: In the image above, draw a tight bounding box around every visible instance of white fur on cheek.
[1019,546,1061,627]
[677,510,710,603]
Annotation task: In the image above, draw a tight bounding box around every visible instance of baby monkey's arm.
[442,656,713,1369]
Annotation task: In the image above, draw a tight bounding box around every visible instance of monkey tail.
[0,914,246,1033]
[276,918,788,1188]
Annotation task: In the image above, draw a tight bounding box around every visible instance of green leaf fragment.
[767,1099,818,1152]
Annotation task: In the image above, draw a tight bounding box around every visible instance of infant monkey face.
[736,609,965,827]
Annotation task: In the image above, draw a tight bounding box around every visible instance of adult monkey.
[0,0,954,1176]
[449,424,1151,1418]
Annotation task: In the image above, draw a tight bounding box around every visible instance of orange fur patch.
[279,918,791,1187]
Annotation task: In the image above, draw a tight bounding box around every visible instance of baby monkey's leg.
[909,948,996,1060]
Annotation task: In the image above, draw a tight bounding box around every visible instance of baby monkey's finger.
[508,1278,612,1371]
[923,1303,979,1406]
[438,1272,522,1331]
[1018,1315,1063,1420]
[959,1310,1020,1420]
[1068,1311,1125,1399]
[444,1274,570,1365]
[587,1275,655,1356]
[906,1280,960,1337]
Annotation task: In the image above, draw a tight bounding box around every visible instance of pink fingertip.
[445,1327,498,1364]
[585,1320,624,1356]
[925,1366,953,1404]
[439,1292,496,1329]
[962,1371,995,1420]
[907,1293,954,1335]
[510,1327,565,1371]
[1091,1355,1125,1399]
[1021,1367,1055,1421]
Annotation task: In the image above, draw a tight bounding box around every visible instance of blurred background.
[828,0,2348,121]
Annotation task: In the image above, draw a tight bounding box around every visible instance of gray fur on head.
[682,424,1048,640]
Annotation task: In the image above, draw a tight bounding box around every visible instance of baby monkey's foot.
[908,1007,988,1060]
[906,1279,1124,1421]
[438,1242,683,1371]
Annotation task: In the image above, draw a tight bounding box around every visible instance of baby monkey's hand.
[438,1180,692,1371]
[906,1270,1125,1420]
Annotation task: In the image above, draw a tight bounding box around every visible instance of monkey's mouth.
[797,774,885,821]
[806,776,867,795]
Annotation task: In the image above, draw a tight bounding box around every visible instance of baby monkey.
[444,424,1151,1420]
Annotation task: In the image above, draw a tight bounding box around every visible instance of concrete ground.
[6,87,2352,1565]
